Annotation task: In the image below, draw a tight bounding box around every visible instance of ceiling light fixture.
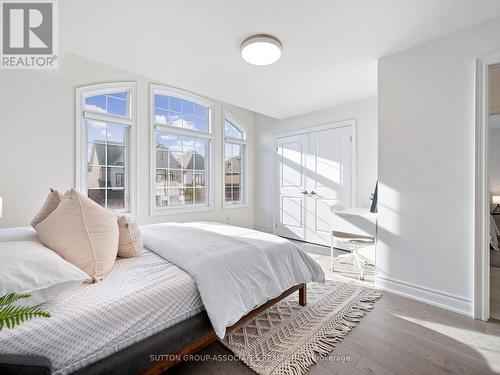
[241,34,282,66]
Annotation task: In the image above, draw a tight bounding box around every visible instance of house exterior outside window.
[223,111,247,207]
[76,82,136,212]
[150,85,213,214]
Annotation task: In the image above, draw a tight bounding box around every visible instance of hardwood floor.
[167,242,500,375]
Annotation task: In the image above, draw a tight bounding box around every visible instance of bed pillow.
[0,227,38,242]
[30,188,63,227]
[0,241,89,306]
[35,189,119,282]
[117,214,143,258]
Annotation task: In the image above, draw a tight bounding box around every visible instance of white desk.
[330,208,377,237]
[330,208,377,280]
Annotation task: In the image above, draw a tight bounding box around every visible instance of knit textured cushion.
[116,214,143,258]
[31,188,62,227]
[35,189,118,281]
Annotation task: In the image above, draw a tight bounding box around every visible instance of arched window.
[76,82,136,212]
[151,85,213,212]
[223,111,247,206]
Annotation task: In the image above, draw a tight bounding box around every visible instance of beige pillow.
[117,214,143,258]
[31,188,62,227]
[35,188,118,281]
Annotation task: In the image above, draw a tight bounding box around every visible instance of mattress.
[0,249,204,375]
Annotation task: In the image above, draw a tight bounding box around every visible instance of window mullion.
[224,136,246,145]
[104,123,108,208]
[84,111,132,126]
[155,124,212,140]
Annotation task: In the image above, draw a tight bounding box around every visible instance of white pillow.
[0,227,38,242]
[0,241,89,305]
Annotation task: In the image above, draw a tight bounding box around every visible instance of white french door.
[276,134,309,241]
[275,124,353,246]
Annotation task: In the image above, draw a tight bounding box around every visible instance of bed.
[0,222,324,374]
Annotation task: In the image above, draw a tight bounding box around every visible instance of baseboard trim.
[375,275,473,317]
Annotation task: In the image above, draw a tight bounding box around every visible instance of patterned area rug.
[221,281,381,375]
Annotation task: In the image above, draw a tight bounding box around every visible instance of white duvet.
[140,222,325,338]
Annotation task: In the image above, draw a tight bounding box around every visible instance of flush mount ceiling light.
[241,34,282,66]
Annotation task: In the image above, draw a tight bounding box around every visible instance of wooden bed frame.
[143,283,307,375]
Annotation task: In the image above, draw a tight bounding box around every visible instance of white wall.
[254,97,378,233]
[377,17,500,316]
[0,53,254,228]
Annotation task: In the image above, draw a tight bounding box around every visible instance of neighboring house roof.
[156,144,181,169]
[88,142,125,167]
[178,151,205,170]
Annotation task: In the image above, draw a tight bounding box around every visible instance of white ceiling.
[61,0,500,119]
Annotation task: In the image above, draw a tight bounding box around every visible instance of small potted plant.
[0,293,50,330]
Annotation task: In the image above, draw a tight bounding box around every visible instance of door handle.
[300,190,309,195]
[310,191,317,195]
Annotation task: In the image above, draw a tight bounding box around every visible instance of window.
[151,85,212,211]
[76,83,135,212]
[224,112,246,206]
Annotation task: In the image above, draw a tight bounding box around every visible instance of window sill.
[150,204,214,217]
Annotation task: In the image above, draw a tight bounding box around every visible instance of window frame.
[76,82,136,213]
[149,84,215,216]
[223,109,247,209]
